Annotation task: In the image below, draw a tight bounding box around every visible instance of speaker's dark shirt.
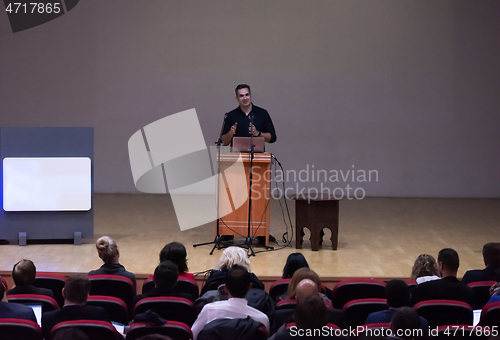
[222,104,277,143]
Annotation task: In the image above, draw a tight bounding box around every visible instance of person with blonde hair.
[200,247,263,296]
[88,236,136,288]
[410,254,440,284]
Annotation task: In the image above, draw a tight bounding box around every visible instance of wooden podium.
[216,151,271,246]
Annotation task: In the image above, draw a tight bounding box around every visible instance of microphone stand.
[244,113,256,256]
[193,114,227,254]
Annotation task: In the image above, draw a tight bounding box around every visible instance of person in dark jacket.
[7,259,54,298]
[42,275,111,340]
[0,275,37,322]
[200,247,264,296]
[134,261,192,306]
[411,248,476,307]
[462,243,500,285]
[88,236,136,288]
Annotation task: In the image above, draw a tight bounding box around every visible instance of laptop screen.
[473,309,481,326]
[28,304,42,327]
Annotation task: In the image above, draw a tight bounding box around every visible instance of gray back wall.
[1,0,499,197]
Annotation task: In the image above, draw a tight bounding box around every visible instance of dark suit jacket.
[7,284,54,298]
[365,307,430,329]
[410,276,476,307]
[88,262,136,288]
[461,266,500,285]
[133,286,193,307]
[200,269,265,296]
[0,301,37,322]
[42,304,110,340]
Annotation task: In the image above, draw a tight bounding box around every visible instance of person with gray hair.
[88,236,136,288]
[200,247,264,295]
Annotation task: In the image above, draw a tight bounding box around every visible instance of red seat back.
[126,321,192,340]
[0,318,43,340]
[414,299,473,328]
[332,278,386,309]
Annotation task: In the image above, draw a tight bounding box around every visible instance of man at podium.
[220,84,277,146]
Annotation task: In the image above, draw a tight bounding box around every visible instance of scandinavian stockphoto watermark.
[251,164,378,201]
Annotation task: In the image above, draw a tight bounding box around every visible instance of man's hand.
[249,122,259,137]
[230,122,237,135]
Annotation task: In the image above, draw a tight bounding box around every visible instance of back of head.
[96,236,118,263]
[225,264,251,298]
[385,280,410,308]
[12,259,36,286]
[287,267,322,298]
[154,261,179,289]
[438,248,459,273]
[159,242,188,273]
[282,253,309,279]
[64,275,90,305]
[295,279,319,303]
[294,295,327,330]
[390,306,421,340]
[215,247,251,272]
[53,327,90,340]
[483,243,500,267]
[410,254,439,280]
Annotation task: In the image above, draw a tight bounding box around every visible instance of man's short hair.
[294,295,327,330]
[438,248,460,272]
[390,307,421,340]
[235,84,251,95]
[154,261,179,289]
[64,276,90,305]
[483,243,500,267]
[12,259,36,286]
[385,280,410,308]
[225,265,251,298]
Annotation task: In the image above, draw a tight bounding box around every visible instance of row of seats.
[0,319,193,340]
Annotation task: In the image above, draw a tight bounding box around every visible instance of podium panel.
[217,152,271,246]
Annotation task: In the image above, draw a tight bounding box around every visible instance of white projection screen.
[3,157,92,211]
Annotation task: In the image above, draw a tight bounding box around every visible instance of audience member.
[52,327,90,340]
[365,280,429,331]
[200,247,264,295]
[271,279,345,338]
[191,265,270,340]
[390,307,422,340]
[42,275,111,340]
[410,254,440,284]
[284,267,330,305]
[461,243,500,285]
[0,274,37,322]
[282,253,309,279]
[88,236,136,288]
[7,259,54,297]
[411,248,475,307]
[275,295,344,340]
[159,242,194,280]
[134,261,193,306]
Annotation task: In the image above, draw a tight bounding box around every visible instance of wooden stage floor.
[0,195,499,281]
